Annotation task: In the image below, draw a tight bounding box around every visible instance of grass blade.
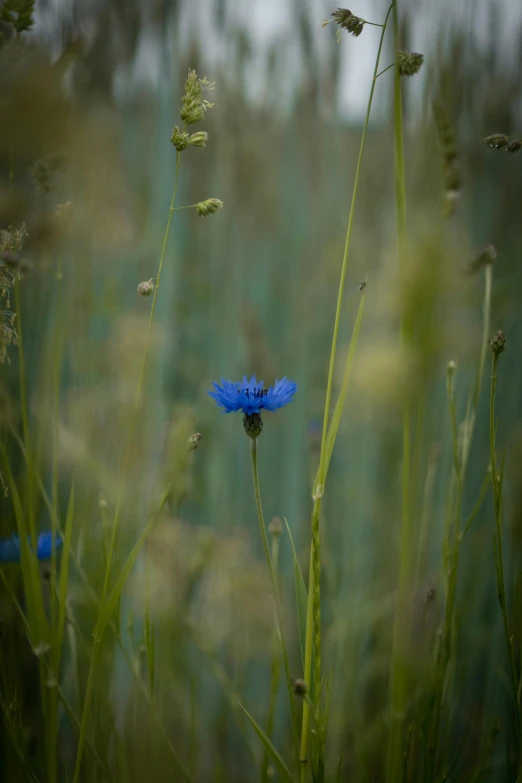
[238,702,296,783]
[284,517,308,671]
[93,513,156,641]
[324,293,366,477]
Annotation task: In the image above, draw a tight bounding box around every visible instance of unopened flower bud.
[396,50,424,77]
[187,432,203,451]
[188,131,208,148]
[196,198,223,217]
[467,244,496,274]
[291,678,308,697]
[268,517,283,537]
[137,279,155,297]
[243,413,263,439]
[490,330,506,356]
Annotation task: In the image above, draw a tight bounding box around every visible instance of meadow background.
[1,0,522,781]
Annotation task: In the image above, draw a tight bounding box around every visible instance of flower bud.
[490,330,506,356]
[268,517,283,537]
[243,413,263,439]
[467,244,496,274]
[291,678,308,697]
[187,432,203,451]
[137,278,155,297]
[196,198,224,217]
[446,360,457,398]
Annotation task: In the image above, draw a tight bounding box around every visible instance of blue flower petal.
[37,532,63,561]
[208,375,297,416]
[263,377,297,411]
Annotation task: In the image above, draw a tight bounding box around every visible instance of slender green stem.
[490,352,522,742]
[72,153,181,783]
[376,63,395,79]
[263,531,282,783]
[388,0,412,778]
[249,438,299,772]
[299,8,392,781]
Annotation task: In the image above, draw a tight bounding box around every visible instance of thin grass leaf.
[284,517,308,670]
[93,512,157,641]
[55,483,75,674]
[0,444,48,645]
[238,702,296,783]
[324,293,366,477]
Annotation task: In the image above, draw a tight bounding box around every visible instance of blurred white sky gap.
[33,0,522,122]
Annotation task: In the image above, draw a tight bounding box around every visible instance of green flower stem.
[490,352,522,742]
[72,153,181,783]
[249,438,299,772]
[299,8,392,781]
[263,530,283,783]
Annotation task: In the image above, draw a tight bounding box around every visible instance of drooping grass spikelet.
[330,9,365,37]
[196,198,224,217]
[396,50,424,77]
[482,133,510,149]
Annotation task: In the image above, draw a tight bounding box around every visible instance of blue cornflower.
[0,532,62,564]
[209,375,297,415]
[209,375,297,438]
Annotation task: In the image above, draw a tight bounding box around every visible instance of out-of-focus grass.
[1,3,522,782]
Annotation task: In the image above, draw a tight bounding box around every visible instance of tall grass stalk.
[263,524,283,783]
[72,153,181,783]
[489,348,522,743]
[427,265,492,778]
[299,8,392,780]
[387,0,412,778]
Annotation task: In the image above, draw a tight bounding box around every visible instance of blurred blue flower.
[209,375,297,415]
[0,532,62,564]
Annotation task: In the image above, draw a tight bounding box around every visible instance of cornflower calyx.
[396,50,424,77]
[179,69,215,126]
[243,413,263,439]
